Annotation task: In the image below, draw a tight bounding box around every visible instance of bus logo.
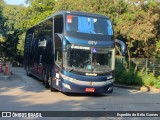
[88,41,97,45]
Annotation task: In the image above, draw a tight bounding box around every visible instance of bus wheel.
[26,66,31,76]
[50,79,58,92]
[43,71,50,88]
[51,86,56,92]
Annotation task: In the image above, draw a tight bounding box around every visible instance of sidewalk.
[114,83,160,93]
[0,72,10,80]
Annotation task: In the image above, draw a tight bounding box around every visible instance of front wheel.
[43,70,50,88]
[50,78,58,92]
[26,66,31,76]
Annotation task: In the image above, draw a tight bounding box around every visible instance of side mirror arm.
[115,39,126,56]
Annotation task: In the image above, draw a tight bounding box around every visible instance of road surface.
[0,67,159,120]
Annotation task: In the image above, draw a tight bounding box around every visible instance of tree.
[0,0,5,58]
[0,0,5,41]
[1,4,25,60]
[115,2,160,59]
[25,0,33,4]
[15,0,56,58]
[18,0,55,30]
[53,0,160,68]
[1,0,160,63]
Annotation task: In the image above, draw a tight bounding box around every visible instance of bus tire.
[51,86,56,92]
[43,70,50,88]
[50,77,58,92]
[50,80,58,92]
[26,66,31,76]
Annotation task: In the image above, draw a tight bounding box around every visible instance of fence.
[116,57,160,77]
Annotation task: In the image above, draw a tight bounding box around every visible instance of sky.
[4,0,27,6]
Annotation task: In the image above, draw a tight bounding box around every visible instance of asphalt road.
[0,67,160,120]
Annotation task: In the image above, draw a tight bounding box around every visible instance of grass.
[115,63,160,89]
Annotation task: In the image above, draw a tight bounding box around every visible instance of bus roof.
[28,11,110,30]
[53,10,109,19]
[43,11,109,23]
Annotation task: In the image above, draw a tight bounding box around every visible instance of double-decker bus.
[24,11,125,94]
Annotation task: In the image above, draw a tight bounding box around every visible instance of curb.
[0,75,10,80]
[114,83,160,93]
[0,72,12,80]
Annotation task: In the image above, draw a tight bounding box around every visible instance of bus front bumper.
[61,81,113,94]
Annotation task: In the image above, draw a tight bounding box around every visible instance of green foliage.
[3,5,25,32]
[138,72,160,88]
[141,73,157,86]
[18,0,55,30]
[15,0,56,54]
[154,76,160,88]
[115,2,160,58]
[0,1,26,61]
[0,0,4,36]
[116,61,160,88]
[0,0,160,64]
[115,63,143,85]
[17,33,25,52]
[2,5,25,59]
[155,81,160,89]
[54,0,160,59]
[156,40,160,57]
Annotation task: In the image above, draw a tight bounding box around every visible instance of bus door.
[52,14,64,90]
[52,34,63,91]
[52,65,62,90]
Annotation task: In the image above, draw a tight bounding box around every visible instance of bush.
[115,63,143,85]
[155,82,160,89]
[141,73,157,86]
[154,76,160,88]
[115,59,160,88]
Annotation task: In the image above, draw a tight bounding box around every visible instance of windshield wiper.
[69,68,74,72]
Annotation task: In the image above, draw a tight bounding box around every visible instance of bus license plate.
[85,88,95,92]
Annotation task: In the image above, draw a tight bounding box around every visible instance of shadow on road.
[0,67,160,115]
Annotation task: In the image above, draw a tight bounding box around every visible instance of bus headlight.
[107,75,112,80]
[62,83,71,90]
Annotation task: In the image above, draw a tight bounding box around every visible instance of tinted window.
[66,15,113,35]
[55,34,62,66]
[54,15,63,33]
[33,19,53,64]
[54,15,63,66]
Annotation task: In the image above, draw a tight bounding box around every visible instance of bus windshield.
[63,44,115,74]
[66,15,113,35]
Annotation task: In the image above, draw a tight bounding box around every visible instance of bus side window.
[54,15,63,66]
[55,34,62,66]
[54,15,63,33]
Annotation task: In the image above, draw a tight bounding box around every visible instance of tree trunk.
[127,47,131,70]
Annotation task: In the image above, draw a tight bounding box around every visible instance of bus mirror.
[115,39,126,56]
